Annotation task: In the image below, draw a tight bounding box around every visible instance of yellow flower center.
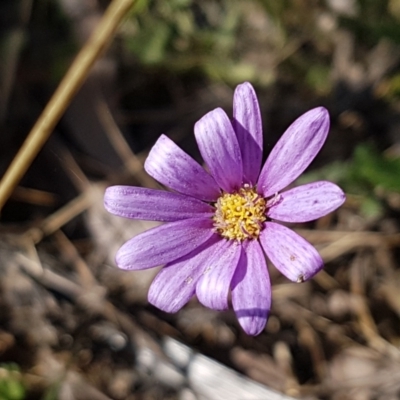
[213,185,267,241]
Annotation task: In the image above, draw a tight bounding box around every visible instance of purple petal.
[116,218,214,270]
[259,222,323,282]
[267,181,346,223]
[194,108,243,192]
[258,107,330,197]
[231,240,271,336]
[196,240,242,310]
[144,134,220,201]
[104,186,214,222]
[148,235,220,313]
[233,82,263,185]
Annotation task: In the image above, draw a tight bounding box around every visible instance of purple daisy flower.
[104,82,345,336]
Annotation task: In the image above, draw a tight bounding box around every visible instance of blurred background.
[1,0,400,399]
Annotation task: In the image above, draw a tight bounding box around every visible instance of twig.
[57,145,91,192]
[95,99,146,182]
[23,191,93,244]
[297,229,400,247]
[0,0,135,211]
[10,186,58,207]
[53,230,96,289]
[297,230,400,265]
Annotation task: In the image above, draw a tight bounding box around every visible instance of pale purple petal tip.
[144,134,220,201]
[196,240,242,311]
[231,240,271,336]
[116,218,214,270]
[148,235,220,313]
[233,82,263,185]
[260,222,323,282]
[267,181,346,223]
[195,108,243,192]
[258,107,330,197]
[104,186,214,222]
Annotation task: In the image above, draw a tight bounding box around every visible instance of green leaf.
[353,144,400,192]
[0,364,25,400]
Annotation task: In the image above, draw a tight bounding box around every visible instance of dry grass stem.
[24,192,94,244]
[95,99,151,185]
[10,186,58,207]
[53,230,96,288]
[0,0,135,211]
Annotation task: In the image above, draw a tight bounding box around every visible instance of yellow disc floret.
[213,185,267,241]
